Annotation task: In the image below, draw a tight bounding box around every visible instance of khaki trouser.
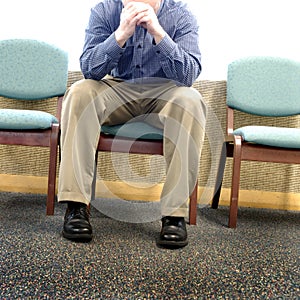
[58,77,206,217]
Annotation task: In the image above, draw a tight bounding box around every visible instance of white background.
[1,0,299,80]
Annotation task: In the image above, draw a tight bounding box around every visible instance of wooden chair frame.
[212,106,300,228]
[0,95,63,215]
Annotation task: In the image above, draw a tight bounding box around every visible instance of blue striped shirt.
[80,0,201,86]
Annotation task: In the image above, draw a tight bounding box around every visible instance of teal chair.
[97,121,198,225]
[0,39,68,215]
[211,56,300,228]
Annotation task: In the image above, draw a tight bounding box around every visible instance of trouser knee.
[160,87,206,129]
[63,79,108,117]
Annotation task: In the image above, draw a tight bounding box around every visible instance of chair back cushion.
[0,39,68,100]
[227,56,300,116]
[101,122,163,140]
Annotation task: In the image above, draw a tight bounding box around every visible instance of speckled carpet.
[0,192,299,299]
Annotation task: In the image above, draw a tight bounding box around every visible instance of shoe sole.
[157,239,188,249]
[62,231,93,242]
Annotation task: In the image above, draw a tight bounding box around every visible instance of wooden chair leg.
[188,180,198,225]
[46,124,59,215]
[228,136,242,228]
[90,151,99,203]
[211,142,228,209]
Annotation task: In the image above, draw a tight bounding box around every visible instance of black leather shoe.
[157,216,188,248]
[62,202,93,242]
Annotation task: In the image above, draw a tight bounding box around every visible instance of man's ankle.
[67,201,87,209]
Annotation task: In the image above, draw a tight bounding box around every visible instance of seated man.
[58,0,206,248]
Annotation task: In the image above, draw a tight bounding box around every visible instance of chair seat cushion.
[0,109,58,130]
[101,122,163,140]
[233,126,300,149]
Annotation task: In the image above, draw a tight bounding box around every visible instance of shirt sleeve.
[80,6,125,80]
[153,11,202,86]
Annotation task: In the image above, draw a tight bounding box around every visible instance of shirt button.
[156,50,160,54]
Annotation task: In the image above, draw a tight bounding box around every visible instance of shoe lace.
[67,205,90,220]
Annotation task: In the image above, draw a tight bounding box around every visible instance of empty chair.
[0,39,68,214]
[211,56,300,228]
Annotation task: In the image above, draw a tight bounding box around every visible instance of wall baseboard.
[0,174,299,211]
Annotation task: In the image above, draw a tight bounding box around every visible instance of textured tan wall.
[1,72,300,197]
